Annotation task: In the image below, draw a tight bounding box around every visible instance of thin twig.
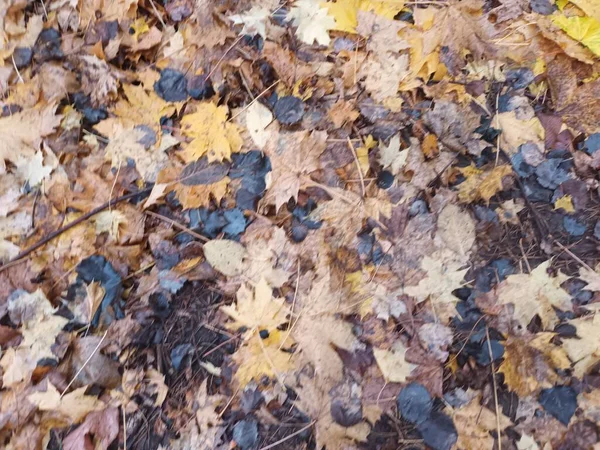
[258,421,316,450]
[0,188,152,272]
[485,326,502,450]
[61,330,108,397]
[228,80,280,122]
[347,137,366,197]
[206,35,244,80]
[144,210,209,242]
[148,0,167,28]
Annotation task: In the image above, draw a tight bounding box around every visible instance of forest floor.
[2,0,600,449]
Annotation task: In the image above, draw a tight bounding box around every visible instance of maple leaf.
[452,395,512,450]
[458,165,513,203]
[180,103,243,162]
[27,382,106,423]
[15,150,54,186]
[579,264,600,292]
[496,199,525,225]
[327,99,359,128]
[221,278,289,335]
[0,104,61,173]
[172,177,230,209]
[500,333,570,396]
[404,250,468,322]
[326,0,406,32]
[554,195,575,213]
[233,331,295,385]
[373,340,416,383]
[230,6,270,39]
[357,10,409,55]
[1,290,69,387]
[378,134,408,175]
[496,261,571,330]
[264,130,327,211]
[112,83,176,131]
[286,0,336,46]
[552,13,600,56]
[563,315,600,377]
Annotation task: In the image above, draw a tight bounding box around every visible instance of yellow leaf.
[234,331,295,385]
[373,340,415,383]
[496,261,572,330]
[180,103,243,162]
[325,0,359,33]
[458,165,513,203]
[453,396,512,450]
[356,134,376,175]
[359,0,405,19]
[552,13,600,56]
[172,177,230,209]
[499,333,570,396]
[130,17,150,41]
[221,278,290,334]
[113,83,176,130]
[554,195,575,213]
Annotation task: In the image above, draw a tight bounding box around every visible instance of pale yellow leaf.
[373,340,416,383]
[203,239,246,276]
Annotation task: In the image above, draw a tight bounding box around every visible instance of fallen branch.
[0,188,152,272]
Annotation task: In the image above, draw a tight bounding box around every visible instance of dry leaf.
[234,331,295,384]
[452,395,512,450]
[458,165,513,203]
[203,239,246,276]
[435,203,475,261]
[563,315,600,377]
[180,103,243,162]
[286,0,336,46]
[28,382,106,423]
[373,340,416,383]
[245,101,274,149]
[496,261,571,330]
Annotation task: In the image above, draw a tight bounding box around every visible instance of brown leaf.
[262,41,313,87]
[66,336,121,389]
[63,407,119,450]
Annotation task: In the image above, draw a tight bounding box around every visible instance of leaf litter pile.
[4,0,600,449]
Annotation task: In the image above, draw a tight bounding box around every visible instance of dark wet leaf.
[397,383,433,425]
[377,170,394,189]
[563,216,586,237]
[523,179,553,202]
[236,188,261,211]
[476,340,504,366]
[12,47,32,69]
[233,419,258,450]
[331,397,363,427]
[187,74,215,100]
[155,68,188,102]
[594,221,600,240]
[180,157,230,185]
[241,385,264,413]
[34,28,63,63]
[274,96,305,125]
[505,68,534,89]
[222,208,247,237]
[166,0,193,22]
[535,158,571,189]
[171,343,193,371]
[73,92,107,125]
[76,255,123,327]
[539,386,577,425]
[584,133,600,155]
[230,151,271,180]
[530,0,556,15]
[511,150,535,178]
[416,411,457,450]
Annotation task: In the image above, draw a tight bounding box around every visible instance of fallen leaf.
[435,203,475,261]
[245,101,274,149]
[28,382,106,423]
[378,134,408,175]
[496,261,571,330]
[221,278,289,334]
[563,315,600,377]
[327,99,360,128]
[112,83,176,131]
[233,331,295,384]
[554,195,575,213]
[203,239,246,276]
[286,0,336,46]
[495,110,545,155]
[458,165,513,203]
[180,103,243,162]
[452,395,512,450]
[264,130,327,211]
[373,340,416,383]
[230,6,270,39]
[552,14,600,57]
[62,407,119,450]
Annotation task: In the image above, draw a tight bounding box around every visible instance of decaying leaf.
[203,239,246,276]
[458,165,513,203]
[233,331,295,384]
[452,395,512,450]
[373,340,416,383]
